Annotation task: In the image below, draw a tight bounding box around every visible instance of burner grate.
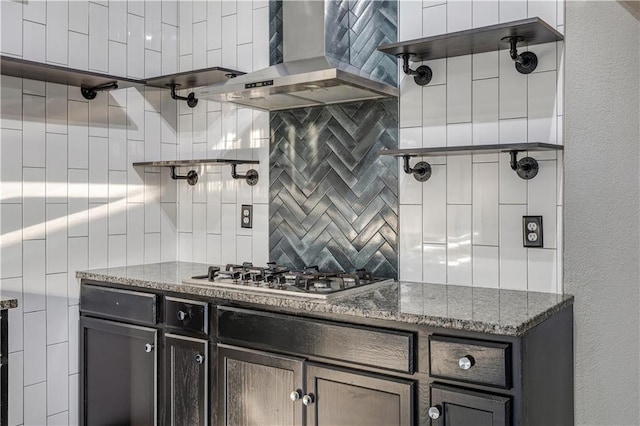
[191,262,385,296]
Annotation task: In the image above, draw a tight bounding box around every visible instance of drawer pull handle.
[290,390,302,402]
[428,406,441,420]
[177,310,189,321]
[458,355,474,370]
[195,354,204,364]
[144,343,154,353]
[302,394,314,406]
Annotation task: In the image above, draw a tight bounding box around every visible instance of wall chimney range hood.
[196,1,398,111]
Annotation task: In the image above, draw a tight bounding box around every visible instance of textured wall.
[268,0,399,277]
[270,100,399,277]
[269,0,283,66]
[565,2,640,424]
[347,0,398,86]
[397,1,564,292]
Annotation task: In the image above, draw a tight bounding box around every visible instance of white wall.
[175,1,270,267]
[397,0,565,293]
[564,2,640,424]
[0,0,270,424]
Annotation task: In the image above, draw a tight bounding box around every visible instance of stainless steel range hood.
[195,0,398,111]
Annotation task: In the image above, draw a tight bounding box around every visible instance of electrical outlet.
[241,205,253,229]
[523,216,543,248]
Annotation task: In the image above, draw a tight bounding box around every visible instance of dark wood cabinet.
[217,343,414,426]
[429,383,511,426]
[305,363,413,426]
[80,316,158,426]
[218,344,304,426]
[80,284,215,426]
[79,279,573,426]
[164,333,209,426]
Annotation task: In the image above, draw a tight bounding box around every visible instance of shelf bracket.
[80,82,119,100]
[170,166,199,186]
[509,151,539,180]
[402,155,432,182]
[167,83,198,108]
[501,36,538,74]
[397,54,433,86]
[230,164,259,186]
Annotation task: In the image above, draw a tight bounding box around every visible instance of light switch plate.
[523,215,543,248]
[241,205,253,229]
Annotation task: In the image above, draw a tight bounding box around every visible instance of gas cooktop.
[183,263,393,300]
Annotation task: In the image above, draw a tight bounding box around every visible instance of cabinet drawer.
[81,285,157,325]
[165,297,209,334]
[430,335,511,389]
[217,306,414,374]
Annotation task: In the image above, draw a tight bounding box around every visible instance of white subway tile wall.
[175,0,270,267]
[398,0,564,292]
[0,0,565,423]
[0,1,270,423]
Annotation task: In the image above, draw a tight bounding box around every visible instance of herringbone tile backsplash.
[269,0,283,66]
[270,100,399,278]
[267,0,399,277]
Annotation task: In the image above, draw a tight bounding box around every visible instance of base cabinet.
[429,383,510,426]
[79,281,573,426]
[218,344,303,426]
[164,334,209,426]
[80,316,158,426]
[305,364,413,426]
[218,344,414,426]
[80,284,212,426]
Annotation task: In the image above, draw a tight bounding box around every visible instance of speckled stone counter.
[77,262,573,337]
[0,298,18,310]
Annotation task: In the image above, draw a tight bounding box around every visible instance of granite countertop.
[0,297,18,310]
[77,262,573,337]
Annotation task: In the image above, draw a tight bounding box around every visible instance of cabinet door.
[305,363,414,426]
[218,344,304,426]
[80,316,158,426]
[165,333,208,426]
[429,383,511,426]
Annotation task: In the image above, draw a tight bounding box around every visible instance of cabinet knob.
[195,354,204,364]
[458,355,474,370]
[144,343,154,353]
[177,310,188,321]
[302,394,314,406]
[290,390,301,402]
[428,406,441,420]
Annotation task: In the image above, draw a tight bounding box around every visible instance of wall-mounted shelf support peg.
[397,54,432,86]
[170,166,199,185]
[230,164,259,186]
[502,36,538,74]
[81,82,119,100]
[168,83,198,108]
[402,155,432,182]
[509,151,539,180]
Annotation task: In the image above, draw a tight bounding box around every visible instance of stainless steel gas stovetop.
[183,263,392,300]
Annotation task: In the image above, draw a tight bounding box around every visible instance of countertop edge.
[0,298,18,310]
[76,270,573,337]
